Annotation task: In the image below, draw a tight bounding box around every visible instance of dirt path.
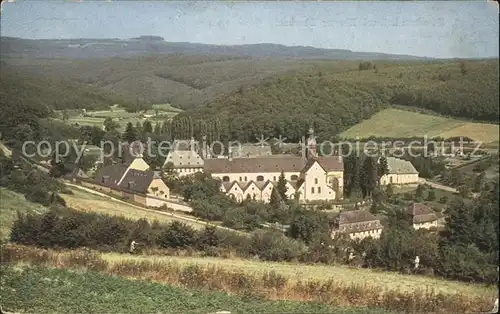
[418,178,458,193]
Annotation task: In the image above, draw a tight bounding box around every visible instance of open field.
[341,108,499,143]
[56,104,181,132]
[1,265,392,314]
[99,251,495,298]
[0,188,47,240]
[2,244,495,314]
[61,187,210,230]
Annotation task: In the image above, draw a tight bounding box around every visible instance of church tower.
[306,127,318,158]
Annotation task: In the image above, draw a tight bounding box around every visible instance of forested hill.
[174,59,499,142]
[0,64,131,140]
[1,36,431,60]
[0,64,131,113]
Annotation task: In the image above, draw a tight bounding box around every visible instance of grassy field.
[61,188,209,230]
[58,104,181,132]
[3,244,495,313]
[98,251,495,298]
[0,188,47,240]
[341,108,499,143]
[1,265,393,314]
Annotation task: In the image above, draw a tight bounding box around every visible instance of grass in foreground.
[0,188,47,240]
[100,250,495,298]
[341,108,499,143]
[1,264,392,314]
[3,244,495,314]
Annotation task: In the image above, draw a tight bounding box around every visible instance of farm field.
[0,265,392,314]
[99,251,495,298]
[341,108,499,143]
[0,188,48,240]
[61,187,210,230]
[56,104,182,132]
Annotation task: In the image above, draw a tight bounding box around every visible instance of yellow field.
[99,252,495,297]
[61,188,209,230]
[341,108,499,143]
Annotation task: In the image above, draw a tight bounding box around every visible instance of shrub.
[248,230,306,262]
[157,221,196,249]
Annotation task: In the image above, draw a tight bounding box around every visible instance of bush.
[248,230,306,262]
[157,221,196,249]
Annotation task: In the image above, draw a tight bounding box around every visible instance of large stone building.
[379,157,419,186]
[163,138,204,177]
[82,153,171,207]
[406,203,445,230]
[204,128,344,203]
[330,209,384,240]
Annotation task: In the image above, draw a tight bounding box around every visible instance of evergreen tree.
[123,122,137,143]
[360,155,378,198]
[270,187,282,208]
[377,156,389,185]
[135,121,143,134]
[142,120,153,134]
[276,171,288,200]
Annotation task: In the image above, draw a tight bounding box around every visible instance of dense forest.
[172,59,499,143]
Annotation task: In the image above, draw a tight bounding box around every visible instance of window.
[318,187,321,194]
[311,187,315,194]
[290,175,298,181]
[314,178,318,184]
[390,176,393,184]
[239,176,242,181]
[222,176,230,182]
[244,176,247,181]
[257,175,264,182]
[273,176,276,181]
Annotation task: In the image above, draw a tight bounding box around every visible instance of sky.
[1,1,498,58]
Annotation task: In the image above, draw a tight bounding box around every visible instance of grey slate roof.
[386,157,418,174]
[118,169,156,194]
[94,164,129,186]
[231,144,272,158]
[93,164,158,195]
[407,203,440,224]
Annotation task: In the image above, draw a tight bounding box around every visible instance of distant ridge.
[0,36,433,60]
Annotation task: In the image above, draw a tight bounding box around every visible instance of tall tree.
[377,156,389,185]
[360,155,378,198]
[276,171,288,200]
[142,120,153,134]
[269,187,283,208]
[123,122,137,143]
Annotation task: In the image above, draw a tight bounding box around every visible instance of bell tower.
[306,127,317,158]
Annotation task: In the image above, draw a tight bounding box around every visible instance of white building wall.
[413,220,438,230]
[212,171,301,184]
[301,162,336,201]
[380,173,419,185]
